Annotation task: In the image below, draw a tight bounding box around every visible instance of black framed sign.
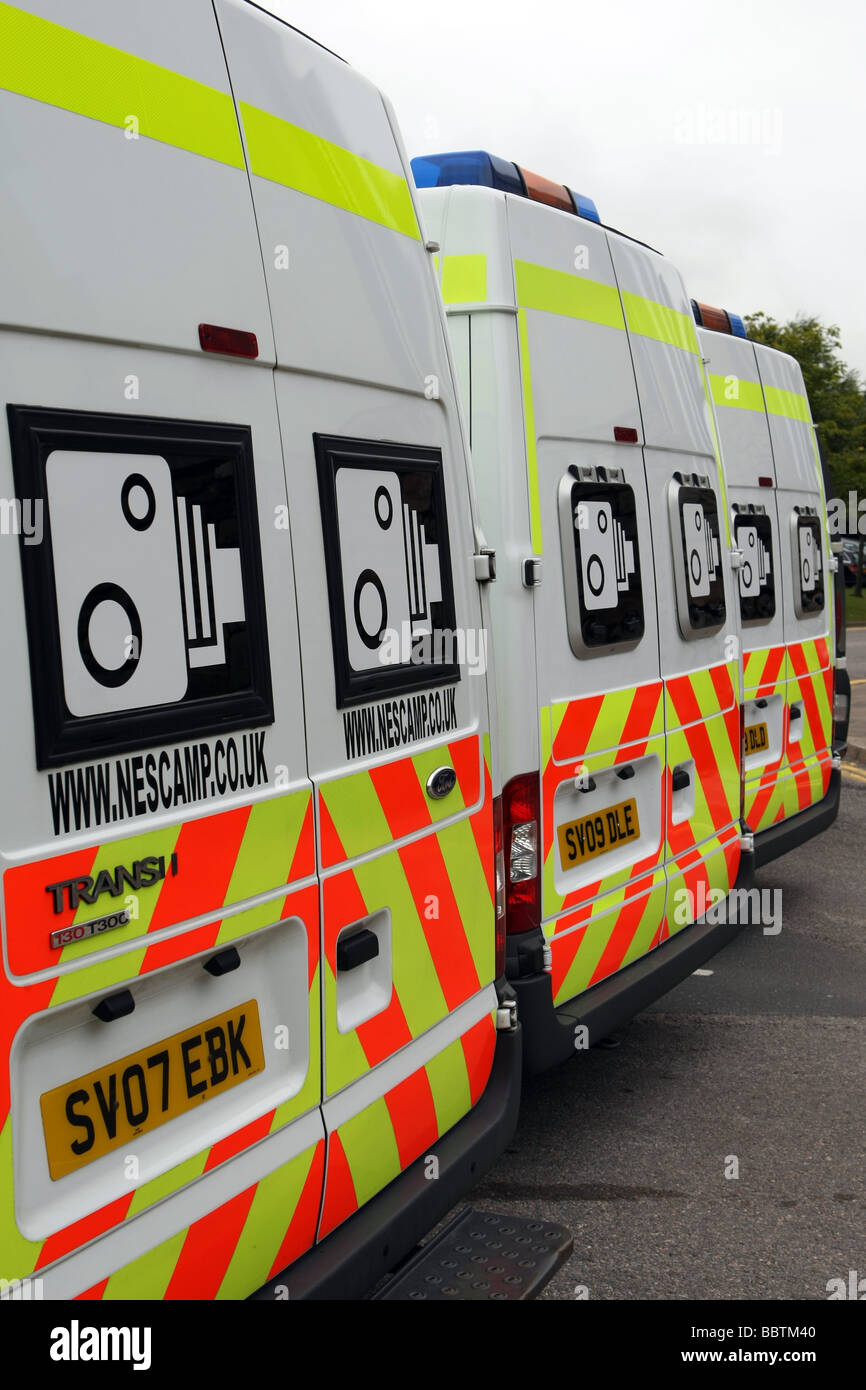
[734,511,775,625]
[668,478,726,639]
[8,406,273,768]
[790,513,825,618]
[558,470,645,657]
[314,435,460,707]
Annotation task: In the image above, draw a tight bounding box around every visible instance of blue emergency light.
[411,149,601,224]
[691,300,749,339]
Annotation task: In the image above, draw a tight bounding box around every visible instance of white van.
[695,304,841,865]
[0,2,541,1301]
[413,152,752,1074]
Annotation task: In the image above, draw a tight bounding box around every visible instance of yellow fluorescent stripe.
[763,385,811,423]
[622,291,699,355]
[239,100,420,240]
[517,308,543,554]
[514,260,624,330]
[0,1,244,168]
[709,373,765,412]
[441,254,486,304]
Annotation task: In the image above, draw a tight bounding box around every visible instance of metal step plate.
[374,1207,572,1300]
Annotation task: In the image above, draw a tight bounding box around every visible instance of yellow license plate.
[40,1000,264,1181]
[558,796,640,869]
[745,721,769,755]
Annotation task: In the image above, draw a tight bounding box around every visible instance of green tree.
[744,312,866,502]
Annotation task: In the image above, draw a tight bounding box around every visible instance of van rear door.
[1,0,321,1299]
[607,240,742,936]
[753,345,834,822]
[216,0,498,1241]
[701,331,788,834]
[505,197,668,1009]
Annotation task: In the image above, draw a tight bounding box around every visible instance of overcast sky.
[269,0,866,379]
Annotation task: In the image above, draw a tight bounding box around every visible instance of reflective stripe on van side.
[620,292,700,355]
[709,373,766,413]
[238,100,420,240]
[441,254,487,304]
[0,3,420,241]
[763,385,813,424]
[0,0,244,167]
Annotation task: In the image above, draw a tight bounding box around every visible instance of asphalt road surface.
[462,769,865,1300]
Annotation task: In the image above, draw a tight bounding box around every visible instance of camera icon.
[799,524,821,592]
[682,501,720,599]
[575,499,636,612]
[46,451,245,717]
[335,467,443,672]
[739,524,772,599]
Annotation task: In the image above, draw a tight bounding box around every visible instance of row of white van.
[0,0,841,1300]
[414,151,843,1073]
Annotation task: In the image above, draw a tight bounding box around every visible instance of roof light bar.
[518,165,573,213]
[691,300,748,339]
[411,149,600,222]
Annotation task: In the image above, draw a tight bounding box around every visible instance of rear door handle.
[672,768,691,793]
[337,929,379,972]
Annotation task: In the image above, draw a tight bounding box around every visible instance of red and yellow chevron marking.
[745,637,833,833]
[318,1010,496,1240]
[0,791,321,1294]
[541,680,666,922]
[743,643,786,699]
[550,867,666,1007]
[664,662,740,862]
[784,637,833,768]
[4,788,314,977]
[660,823,740,942]
[319,734,482,867]
[320,744,495,1096]
[76,1138,326,1301]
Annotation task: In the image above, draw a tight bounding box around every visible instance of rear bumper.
[752,765,841,870]
[513,847,755,1078]
[250,1012,522,1300]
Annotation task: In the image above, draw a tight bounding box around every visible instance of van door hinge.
[729,547,744,570]
[495,996,517,1031]
[474,547,496,582]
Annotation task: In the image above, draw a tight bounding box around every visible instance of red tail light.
[502,771,540,935]
[198,323,259,358]
[492,795,506,976]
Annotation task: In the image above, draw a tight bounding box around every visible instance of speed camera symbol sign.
[47,453,188,716]
[46,451,247,718]
[335,466,443,673]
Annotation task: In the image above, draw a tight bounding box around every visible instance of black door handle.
[755,698,769,709]
[616,764,635,780]
[92,989,135,1023]
[672,768,691,793]
[204,946,241,977]
[789,706,802,719]
[337,929,379,972]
